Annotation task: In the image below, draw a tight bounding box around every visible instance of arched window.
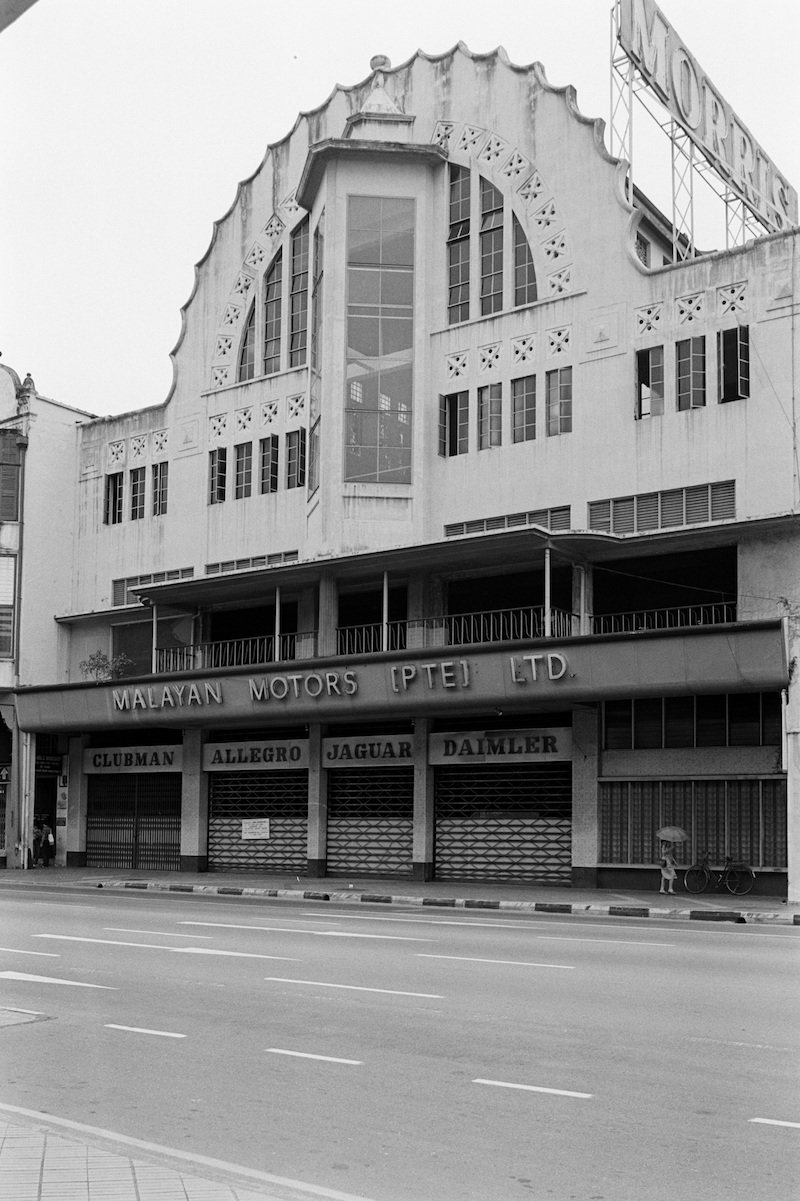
[446,167,537,323]
[238,303,256,381]
[289,218,310,367]
[263,250,282,375]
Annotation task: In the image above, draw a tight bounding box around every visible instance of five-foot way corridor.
[1,888,798,1200]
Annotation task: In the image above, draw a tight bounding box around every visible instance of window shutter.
[635,492,659,530]
[588,500,612,531]
[710,480,736,520]
[660,490,684,527]
[438,396,447,456]
[685,484,710,524]
[612,497,635,533]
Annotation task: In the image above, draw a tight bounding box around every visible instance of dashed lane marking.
[473,1078,592,1099]
[535,936,674,947]
[265,977,443,998]
[265,1048,362,1064]
[416,954,575,969]
[0,971,116,989]
[105,1024,186,1038]
[750,1118,800,1129]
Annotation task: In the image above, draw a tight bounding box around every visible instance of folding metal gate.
[208,771,308,871]
[434,764,572,882]
[86,774,181,870]
[326,768,414,876]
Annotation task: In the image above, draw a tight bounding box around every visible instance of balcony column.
[381,571,389,652]
[406,570,425,650]
[306,724,327,877]
[151,603,158,673]
[572,564,593,636]
[544,546,552,637]
[274,586,281,662]
[412,717,434,880]
[318,572,338,658]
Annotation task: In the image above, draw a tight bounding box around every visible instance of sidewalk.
[0,864,797,923]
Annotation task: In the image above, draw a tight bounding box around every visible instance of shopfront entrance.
[86,773,182,869]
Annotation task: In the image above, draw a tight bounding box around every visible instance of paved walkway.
[0,863,796,923]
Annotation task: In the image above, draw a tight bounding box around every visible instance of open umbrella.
[656,826,689,842]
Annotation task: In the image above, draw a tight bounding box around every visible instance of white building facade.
[4,47,798,896]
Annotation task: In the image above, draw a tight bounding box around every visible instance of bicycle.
[683,851,755,896]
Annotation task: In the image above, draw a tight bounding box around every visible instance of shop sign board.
[322,736,413,767]
[203,740,309,770]
[83,745,183,773]
[619,0,797,231]
[241,819,270,840]
[428,728,572,765]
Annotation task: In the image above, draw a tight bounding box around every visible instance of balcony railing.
[155,632,315,674]
[592,602,737,635]
[153,602,738,673]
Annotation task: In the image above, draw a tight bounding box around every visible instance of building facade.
[3,46,798,896]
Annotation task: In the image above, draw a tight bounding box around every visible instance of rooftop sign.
[619,0,797,231]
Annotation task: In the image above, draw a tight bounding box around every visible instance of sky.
[1,0,798,417]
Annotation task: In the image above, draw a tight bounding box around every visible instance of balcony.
[153,603,737,674]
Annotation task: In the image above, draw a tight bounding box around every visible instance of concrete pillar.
[406,570,426,651]
[317,572,338,658]
[571,564,593,636]
[785,617,800,903]
[65,734,89,867]
[306,724,327,877]
[412,717,434,880]
[571,704,600,888]
[180,728,208,872]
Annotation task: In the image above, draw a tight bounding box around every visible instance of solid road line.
[0,1102,380,1201]
[33,935,298,960]
[416,953,575,969]
[750,1117,800,1129]
[105,1024,186,1039]
[265,1048,362,1064]
[0,946,60,956]
[473,1078,593,1099]
[0,971,116,989]
[178,920,431,941]
[265,977,443,998]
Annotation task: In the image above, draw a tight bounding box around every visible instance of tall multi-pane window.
[208,448,227,504]
[0,556,14,656]
[546,367,573,436]
[636,346,665,418]
[513,214,537,306]
[718,326,750,402]
[286,429,306,489]
[129,467,146,520]
[512,376,536,442]
[309,213,324,496]
[234,442,252,499]
[238,303,256,381]
[260,436,279,494]
[0,431,21,521]
[263,251,282,375]
[152,462,168,516]
[447,165,470,324]
[480,177,503,316]
[477,383,502,449]
[104,472,123,524]
[677,337,706,410]
[438,392,469,456]
[345,195,414,484]
[289,218,309,367]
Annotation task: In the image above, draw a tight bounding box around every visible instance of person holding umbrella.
[656,826,688,895]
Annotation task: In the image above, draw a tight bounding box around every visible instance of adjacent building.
[3,45,798,896]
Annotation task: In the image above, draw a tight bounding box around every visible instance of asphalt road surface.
[1,888,798,1201]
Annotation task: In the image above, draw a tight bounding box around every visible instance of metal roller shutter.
[435,763,572,882]
[87,774,181,870]
[208,771,308,871]
[327,768,414,876]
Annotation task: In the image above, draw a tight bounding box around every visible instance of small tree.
[79,650,134,682]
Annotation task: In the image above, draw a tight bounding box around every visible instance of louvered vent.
[111,567,194,606]
[587,481,735,534]
[444,506,570,538]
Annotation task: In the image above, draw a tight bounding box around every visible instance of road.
[1,888,798,1201]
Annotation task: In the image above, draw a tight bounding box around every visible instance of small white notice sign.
[241,819,270,840]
